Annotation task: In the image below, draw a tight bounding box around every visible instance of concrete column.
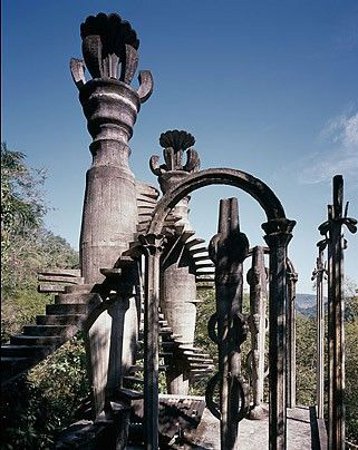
[247,246,268,419]
[162,264,196,394]
[318,175,357,449]
[139,233,165,450]
[262,218,295,450]
[150,130,201,395]
[70,12,153,417]
[312,241,327,420]
[207,197,250,449]
[286,260,298,409]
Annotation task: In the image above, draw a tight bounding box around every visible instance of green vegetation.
[1,143,86,449]
[0,336,89,450]
[1,143,79,342]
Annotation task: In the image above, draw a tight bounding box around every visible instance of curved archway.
[147,168,287,235]
[142,167,296,449]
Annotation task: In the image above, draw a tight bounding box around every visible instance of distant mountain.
[296,293,327,318]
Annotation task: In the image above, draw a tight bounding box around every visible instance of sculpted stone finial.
[70,12,153,103]
[150,130,200,192]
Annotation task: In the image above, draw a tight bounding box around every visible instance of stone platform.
[128,403,315,449]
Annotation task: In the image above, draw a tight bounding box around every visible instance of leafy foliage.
[1,143,84,448]
[296,313,317,405]
[1,143,79,342]
[0,335,89,450]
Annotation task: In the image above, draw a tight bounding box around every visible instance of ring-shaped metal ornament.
[205,372,249,423]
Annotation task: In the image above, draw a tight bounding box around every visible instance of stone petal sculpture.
[71,12,153,103]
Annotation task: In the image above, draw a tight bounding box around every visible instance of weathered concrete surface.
[187,406,313,449]
[71,12,153,419]
[127,405,313,449]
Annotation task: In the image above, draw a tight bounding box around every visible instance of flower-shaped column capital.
[150,130,201,193]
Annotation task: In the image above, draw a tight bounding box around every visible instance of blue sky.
[2,0,357,293]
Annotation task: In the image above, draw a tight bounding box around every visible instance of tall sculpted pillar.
[150,130,201,395]
[70,12,153,283]
[70,12,153,416]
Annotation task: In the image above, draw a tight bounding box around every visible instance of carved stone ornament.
[70,12,153,103]
[138,233,165,256]
[261,218,296,236]
[150,130,201,179]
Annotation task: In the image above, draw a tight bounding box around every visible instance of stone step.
[192,254,212,262]
[137,352,173,359]
[189,362,215,369]
[22,325,77,337]
[179,230,196,243]
[123,376,144,385]
[161,341,176,349]
[100,268,122,279]
[46,303,88,315]
[65,284,94,294]
[136,224,149,233]
[185,238,205,249]
[10,334,66,346]
[189,245,208,255]
[138,206,155,214]
[116,388,143,402]
[38,268,81,277]
[128,364,143,373]
[137,215,153,224]
[38,274,83,284]
[138,329,179,339]
[187,356,213,363]
[179,345,203,351]
[194,262,214,268]
[1,344,52,358]
[1,356,34,365]
[38,284,66,293]
[195,268,215,274]
[115,256,135,267]
[137,197,157,206]
[196,275,215,282]
[36,314,85,325]
[55,293,93,304]
[1,356,35,380]
[189,369,212,375]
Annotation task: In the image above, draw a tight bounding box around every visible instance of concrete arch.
[148,168,287,235]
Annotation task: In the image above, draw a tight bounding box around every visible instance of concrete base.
[128,404,316,449]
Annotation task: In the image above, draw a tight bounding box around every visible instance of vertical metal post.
[286,262,298,409]
[140,234,165,450]
[263,218,295,450]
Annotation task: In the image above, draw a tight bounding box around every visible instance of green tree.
[1,144,85,449]
[1,143,79,341]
